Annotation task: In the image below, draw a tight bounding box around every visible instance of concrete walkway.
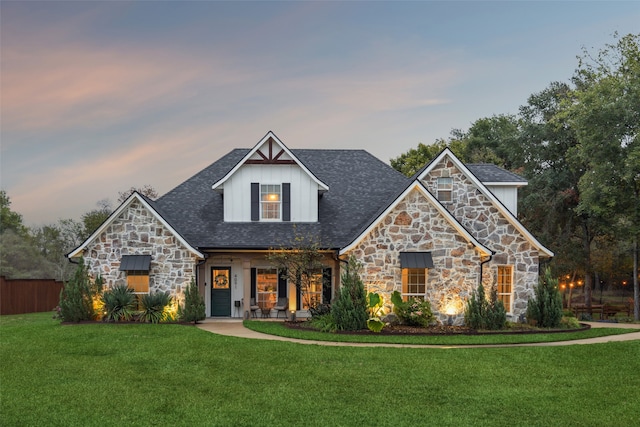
[196,319,640,349]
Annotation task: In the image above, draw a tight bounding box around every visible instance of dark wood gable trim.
[245,137,297,165]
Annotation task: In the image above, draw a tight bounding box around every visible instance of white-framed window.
[497,266,513,312]
[256,268,278,309]
[437,177,453,202]
[260,184,281,220]
[401,268,427,301]
[302,270,323,310]
[126,271,149,294]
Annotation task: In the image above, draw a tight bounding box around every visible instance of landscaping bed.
[283,320,590,335]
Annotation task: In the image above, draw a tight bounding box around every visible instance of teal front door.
[211,267,231,316]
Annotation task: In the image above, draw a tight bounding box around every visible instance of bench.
[572,303,633,319]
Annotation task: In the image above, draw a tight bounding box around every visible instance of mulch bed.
[283,321,590,336]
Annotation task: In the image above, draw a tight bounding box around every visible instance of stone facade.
[82,199,199,302]
[421,157,540,318]
[346,187,482,325]
[346,156,541,325]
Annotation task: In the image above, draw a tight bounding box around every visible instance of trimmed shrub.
[331,256,367,331]
[179,278,205,324]
[526,267,563,328]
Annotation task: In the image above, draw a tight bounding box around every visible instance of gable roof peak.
[211,131,329,191]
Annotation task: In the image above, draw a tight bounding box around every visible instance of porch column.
[243,258,251,319]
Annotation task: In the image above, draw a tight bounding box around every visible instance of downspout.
[479,251,494,288]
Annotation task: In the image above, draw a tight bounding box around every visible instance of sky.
[1,1,638,226]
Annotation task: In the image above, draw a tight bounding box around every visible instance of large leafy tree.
[569,33,640,319]
[0,190,27,236]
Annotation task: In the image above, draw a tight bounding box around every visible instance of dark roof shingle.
[154,149,409,250]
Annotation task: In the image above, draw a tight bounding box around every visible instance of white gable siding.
[223,164,319,222]
[486,185,518,216]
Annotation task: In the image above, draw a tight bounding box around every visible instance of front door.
[211,267,231,316]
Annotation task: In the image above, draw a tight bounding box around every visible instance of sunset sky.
[1,1,638,226]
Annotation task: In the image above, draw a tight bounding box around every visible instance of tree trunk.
[634,236,639,321]
[582,221,593,309]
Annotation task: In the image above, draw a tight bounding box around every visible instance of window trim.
[126,270,150,294]
[256,267,278,309]
[437,177,453,202]
[401,268,427,301]
[497,265,513,313]
[260,184,281,221]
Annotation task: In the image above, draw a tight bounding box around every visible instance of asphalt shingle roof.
[466,164,527,184]
[154,149,409,250]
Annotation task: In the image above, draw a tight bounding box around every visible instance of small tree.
[526,267,563,327]
[58,259,99,322]
[331,256,368,331]
[266,228,325,310]
[179,278,205,324]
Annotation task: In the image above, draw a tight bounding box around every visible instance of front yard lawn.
[2,313,639,426]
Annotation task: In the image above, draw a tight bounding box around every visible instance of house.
[68,131,553,324]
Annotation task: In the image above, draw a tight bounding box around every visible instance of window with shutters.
[260,184,281,220]
[251,182,290,222]
[256,268,278,309]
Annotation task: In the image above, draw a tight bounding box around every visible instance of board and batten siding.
[223,164,319,222]
[486,185,518,216]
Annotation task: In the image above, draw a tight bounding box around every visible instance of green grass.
[2,313,639,426]
[244,319,639,345]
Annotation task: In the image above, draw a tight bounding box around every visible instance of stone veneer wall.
[346,188,482,325]
[82,199,198,301]
[421,158,540,319]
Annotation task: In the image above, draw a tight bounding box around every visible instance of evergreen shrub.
[464,283,506,330]
[331,256,367,331]
[526,268,563,328]
[179,278,205,324]
[58,259,101,322]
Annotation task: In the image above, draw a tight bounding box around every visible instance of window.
[127,271,149,293]
[302,271,323,309]
[497,266,513,312]
[260,184,281,220]
[402,268,427,301]
[437,177,453,202]
[256,268,278,309]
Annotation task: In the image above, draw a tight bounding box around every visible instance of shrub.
[179,278,205,324]
[331,256,367,331]
[391,291,434,327]
[308,313,337,332]
[102,284,137,322]
[139,292,172,323]
[309,303,331,318]
[464,283,506,330]
[560,316,581,329]
[58,259,100,322]
[526,267,563,328]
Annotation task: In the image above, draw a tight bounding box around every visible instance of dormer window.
[261,184,281,220]
[251,182,291,222]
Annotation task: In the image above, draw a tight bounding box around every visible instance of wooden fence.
[0,276,64,315]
